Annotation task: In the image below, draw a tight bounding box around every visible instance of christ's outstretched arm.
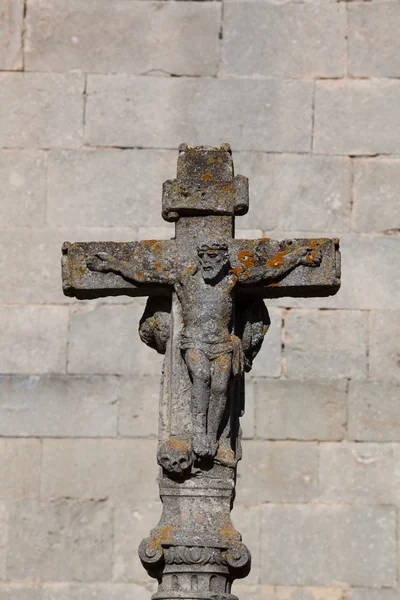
[237,246,321,285]
[86,252,173,285]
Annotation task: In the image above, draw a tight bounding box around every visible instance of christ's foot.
[193,434,218,459]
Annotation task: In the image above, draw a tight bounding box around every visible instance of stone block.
[114,501,163,583]
[42,583,156,600]
[233,587,343,600]
[0,228,143,304]
[314,80,400,155]
[249,307,282,379]
[47,149,176,228]
[0,375,118,437]
[86,75,313,152]
[369,311,400,382]
[236,441,319,504]
[353,158,400,233]
[231,505,261,585]
[0,150,46,227]
[0,504,6,580]
[223,4,345,78]
[118,376,159,438]
[7,500,113,581]
[233,153,351,232]
[0,0,23,69]
[261,505,396,587]
[41,439,159,502]
[349,4,400,77]
[0,585,42,600]
[0,306,68,374]
[346,590,400,600]
[26,0,220,76]
[254,379,347,441]
[68,302,164,376]
[0,439,40,501]
[0,73,83,149]
[319,442,400,505]
[267,234,400,311]
[349,381,400,442]
[284,310,367,379]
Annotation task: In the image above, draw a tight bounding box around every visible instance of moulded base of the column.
[153,593,238,600]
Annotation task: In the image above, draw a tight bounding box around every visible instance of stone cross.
[62,144,341,600]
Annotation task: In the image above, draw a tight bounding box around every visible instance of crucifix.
[62,144,341,600]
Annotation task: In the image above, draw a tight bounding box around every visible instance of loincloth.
[180,335,244,377]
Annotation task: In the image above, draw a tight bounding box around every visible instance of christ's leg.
[184,348,212,458]
[208,352,232,450]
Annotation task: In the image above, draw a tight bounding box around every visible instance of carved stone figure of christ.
[86,237,321,460]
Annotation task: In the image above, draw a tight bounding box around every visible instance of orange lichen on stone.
[258,237,271,242]
[268,282,280,287]
[137,272,144,279]
[154,243,161,250]
[237,250,255,269]
[187,265,193,272]
[154,262,161,269]
[265,250,289,268]
[200,172,213,180]
[152,525,174,547]
[223,185,232,191]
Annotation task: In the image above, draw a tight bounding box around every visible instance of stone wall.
[1,1,399,598]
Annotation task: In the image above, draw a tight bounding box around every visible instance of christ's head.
[197,240,229,282]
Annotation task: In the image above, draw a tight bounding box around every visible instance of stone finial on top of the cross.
[162,143,249,222]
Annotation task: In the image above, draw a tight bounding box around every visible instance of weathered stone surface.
[47,149,176,228]
[369,311,400,382]
[0,376,118,437]
[346,590,400,600]
[231,505,261,585]
[68,303,164,376]
[0,504,6,580]
[236,441,319,504]
[0,306,68,374]
[0,439,40,501]
[42,583,156,600]
[314,80,400,155]
[114,502,163,583]
[319,442,400,505]
[250,307,282,378]
[7,500,113,581]
[118,376,159,438]
[268,234,400,311]
[223,4,345,78]
[26,0,221,76]
[349,381,400,442]
[0,0,23,70]
[0,73,83,148]
[0,150,46,227]
[284,310,367,379]
[86,76,313,151]
[353,158,400,233]
[233,153,351,232]
[233,587,343,600]
[261,505,396,586]
[349,4,400,77]
[0,585,42,600]
[41,439,159,502]
[254,379,347,441]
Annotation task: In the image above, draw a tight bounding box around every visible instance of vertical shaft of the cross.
[139,145,251,600]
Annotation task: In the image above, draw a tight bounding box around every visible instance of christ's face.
[197,246,229,281]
